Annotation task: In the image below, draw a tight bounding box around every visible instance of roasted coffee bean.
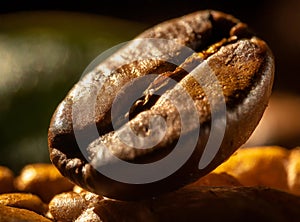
[0,193,47,215]
[48,189,103,221]
[287,148,300,195]
[94,187,300,222]
[74,208,102,222]
[213,146,300,196]
[48,10,274,200]
[15,163,74,202]
[214,146,290,192]
[245,92,300,148]
[48,187,300,222]
[187,172,241,187]
[48,188,103,221]
[0,204,52,222]
[48,192,87,221]
[0,166,14,193]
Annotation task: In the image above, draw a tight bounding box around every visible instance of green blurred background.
[0,0,299,173]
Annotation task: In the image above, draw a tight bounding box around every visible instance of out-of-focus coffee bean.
[245,92,300,148]
[187,172,241,187]
[0,166,14,193]
[14,163,74,202]
[0,193,47,215]
[287,148,300,195]
[214,146,290,192]
[0,204,52,222]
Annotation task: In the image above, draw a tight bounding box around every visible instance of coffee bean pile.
[1,146,300,221]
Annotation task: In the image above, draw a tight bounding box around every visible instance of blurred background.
[0,0,299,173]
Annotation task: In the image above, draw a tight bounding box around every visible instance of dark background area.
[0,0,299,172]
[0,0,299,94]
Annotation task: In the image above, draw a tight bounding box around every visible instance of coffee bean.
[288,148,300,196]
[245,92,300,147]
[48,192,87,221]
[0,193,47,215]
[96,187,300,221]
[48,10,274,200]
[48,188,103,221]
[0,204,52,222]
[213,146,290,192]
[0,166,14,194]
[187,172,241,187]
[15,163,74,202]
[49,187,300,222]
